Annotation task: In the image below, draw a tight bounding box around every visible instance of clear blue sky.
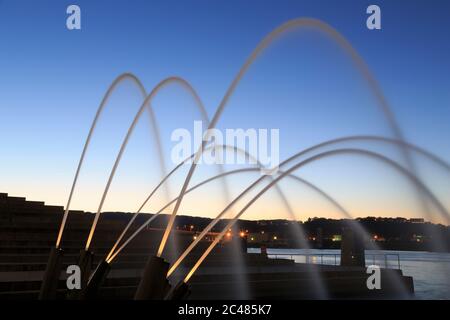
[0,0,449,222]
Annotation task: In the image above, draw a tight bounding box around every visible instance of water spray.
[156,17,423,261]
[181,148,449,287]
[41,73,147,300]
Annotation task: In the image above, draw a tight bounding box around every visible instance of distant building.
[247,231,285,246]
[412,234,425,243]
[409,218,425,224]
[372,234,386,242]
[248,232,270,243]
[331,234,342,242]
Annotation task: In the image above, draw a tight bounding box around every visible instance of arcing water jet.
[107,135,450,266]
[104,138,342,264]
[102,135,449,265]
[105,143,291,262]
[55,73,148,249]
[77,77,232,299]
[106,167,343,264]
[101,136,447,297]
[181,148,448,288]
[156,17,423,260]
[41,73,148,300]
[83,76,210,252]
[52,17,450,299]
[166,141,450,278]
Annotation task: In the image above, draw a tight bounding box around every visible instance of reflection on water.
[248,248,450,299]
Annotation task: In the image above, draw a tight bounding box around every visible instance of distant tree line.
[102,212,450,252]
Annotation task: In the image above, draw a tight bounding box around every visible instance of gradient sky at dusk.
[0,0,449,222]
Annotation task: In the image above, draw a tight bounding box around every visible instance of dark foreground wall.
[0,193,414,300]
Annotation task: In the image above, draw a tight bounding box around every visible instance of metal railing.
[267,252,401,269]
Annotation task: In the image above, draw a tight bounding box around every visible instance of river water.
[248,248,450,299]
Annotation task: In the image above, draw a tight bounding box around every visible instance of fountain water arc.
[107,166,349,264]
[104,138,306,263]
[183,148,449,283]
[157,17,422,258]
[167,139,450,277]
[103,135,449,267]
[55,73,148,248]
[105,142,295,261]
[106,133,450,262]
[94,146,423,297]
[103,80,215,261]
[164,166,352,277]
[283,135,450,174]
[145,75,212,213]
[84,76,213,251]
